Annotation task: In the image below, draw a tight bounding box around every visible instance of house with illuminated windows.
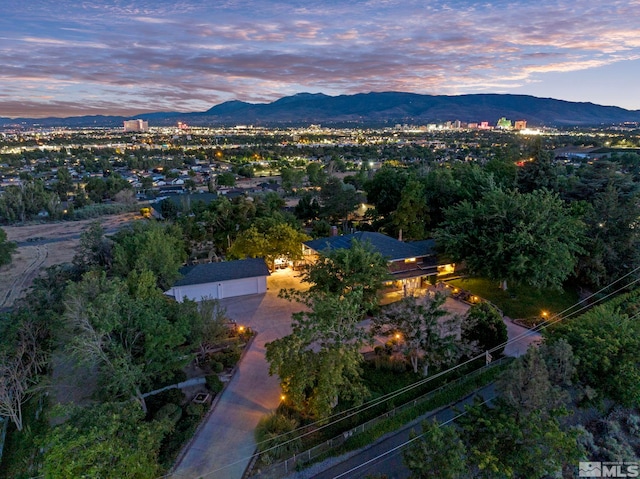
[302,231,455,293]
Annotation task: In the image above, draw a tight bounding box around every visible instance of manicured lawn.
[445,277,580,319]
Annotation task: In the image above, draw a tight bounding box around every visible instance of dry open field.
[0,213,139,309]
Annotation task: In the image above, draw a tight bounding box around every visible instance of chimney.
[330,226,338,237]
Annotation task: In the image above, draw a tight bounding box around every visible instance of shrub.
[145,388,185,418]
[154,403,182,427]
[185,403,206,417]
[373,354,407,372]
[206,374,224,393]
[218,346,242,368]
[255,412,302,462]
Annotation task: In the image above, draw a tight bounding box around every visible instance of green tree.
[85,174,131,203]
[485,157,518,190]
[42,402,170,479]
[576,185,640,289]
[280,166,305,192]
[294,191,321,222]
[300,239,389,313]
[461,302,508,357]
[64,271,193,411]
[517,140,559,193]
[0,227,17,266]
[0,180,54,223]
[421,168,464,230]
[373,293,460,375]
[306,162,327,187]
[392,179,429,240]
[139,175,154,192]
[457,345,581,478]
[54,166,73,201]
[460,401,581,478]
[0,319,48,431]
[159,197,180,220]
[496,346,566,419]
[547,289,640,406]
[112,221,186,290]
[436,189,585,290]
[73,221,113,271]
[364,166,408,216]
[228,222,310,269]
[319,176,360,229]
[216,171,236,186]
[266,290,370,419]
[403,420,467,479]
[256,191,286,217]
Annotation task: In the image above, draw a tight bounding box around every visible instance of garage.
[165,258,270,302]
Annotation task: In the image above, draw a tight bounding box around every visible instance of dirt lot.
[0,213,139,309]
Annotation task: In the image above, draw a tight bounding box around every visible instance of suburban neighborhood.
[1,122,640,478]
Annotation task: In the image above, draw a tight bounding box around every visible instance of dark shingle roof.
[173,258,270,287]
[304,232,433,261]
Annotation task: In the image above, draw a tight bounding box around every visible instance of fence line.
[249,357,507,479]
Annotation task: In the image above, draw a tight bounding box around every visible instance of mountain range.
[3,92,640,128]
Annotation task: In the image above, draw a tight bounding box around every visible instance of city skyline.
[2,0,640,119]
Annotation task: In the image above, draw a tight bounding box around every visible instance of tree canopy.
[461,302,508,357]
[42,402,170,479]
[373,293,460,375]
[405,344,582,478]
[228,221,310,269]
[64,271,194,411]
[112,221,187,290]
[436,188,585,290]
[546,288,640,407]
[300,238,389,312]
[266,290,370,419]
[0,227,17,266]
[319,176,360,227]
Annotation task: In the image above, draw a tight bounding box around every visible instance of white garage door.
[222,278,260,298]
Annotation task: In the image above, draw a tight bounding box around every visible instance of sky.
[2,0,640,118]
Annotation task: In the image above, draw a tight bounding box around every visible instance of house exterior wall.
[167,276,267,302]
[388,258,424,274]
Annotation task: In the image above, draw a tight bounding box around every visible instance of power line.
[165,265,640,478]
[331,395,496,479]
[329,280,640,479]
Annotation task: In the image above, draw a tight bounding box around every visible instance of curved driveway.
[170,277,540,479]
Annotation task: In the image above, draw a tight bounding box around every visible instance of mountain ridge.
[2,92,640,128]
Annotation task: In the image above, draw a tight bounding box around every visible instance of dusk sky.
[2,0,640,118]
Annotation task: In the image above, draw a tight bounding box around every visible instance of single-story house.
[165,258,270,302]
[303,231,454,292]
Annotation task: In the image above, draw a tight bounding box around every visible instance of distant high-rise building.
[514,120,527,130]
[496,117,512,129]
[123,119,149,132]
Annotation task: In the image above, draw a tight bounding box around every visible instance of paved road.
[170,280,540,479]
[503,316,542,357]
[297,384,496,479]
[171,269,307,479]
[289,310,539,479]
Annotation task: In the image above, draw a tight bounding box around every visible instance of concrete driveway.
[171,269,308,479]
[171,278,540,479]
